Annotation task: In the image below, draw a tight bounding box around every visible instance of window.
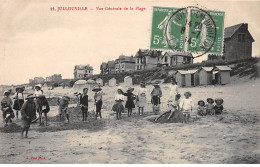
[137,58,140,63]
[238,34,245,42]
[164,56,168,63]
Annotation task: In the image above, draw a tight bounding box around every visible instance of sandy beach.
[0,78,260,164]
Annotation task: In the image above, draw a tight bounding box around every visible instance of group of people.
[1,78,225,138]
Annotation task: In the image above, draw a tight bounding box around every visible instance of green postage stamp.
[150,6,225,57]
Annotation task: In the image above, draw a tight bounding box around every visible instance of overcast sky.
[0,0,259,85]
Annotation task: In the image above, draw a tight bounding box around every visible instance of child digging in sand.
[180,91,194,123]
[21,94,37,138]
[58,96,70,123]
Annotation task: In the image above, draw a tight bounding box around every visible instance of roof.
[100,62,107,69]
[74,80,87,85]
[164,52,193,58]
[86,79,97,84]
[117,55,135,63]
[75,65,93,70]
[214,66,232,71]
[186,69,198,74]
[107,61,115,68]
[176,70,189,75]
[135,49,162,58]
[200,67,214,72]
[124,76,132,79]
[224,23,243,39]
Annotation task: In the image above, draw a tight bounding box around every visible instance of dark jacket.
[21,101,36,119]
[80,94,88,106]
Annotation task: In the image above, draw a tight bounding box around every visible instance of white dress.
[137,87,147,107]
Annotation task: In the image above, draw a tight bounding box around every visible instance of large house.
[135,49,162,70]
[46,74,62,82]
[115,55,135,73]
[159,52,193,67]
[74,65,93,79]
[223,23,254,61]
[100,61,115,74]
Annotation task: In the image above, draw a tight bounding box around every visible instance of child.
[80,88,88,121]
[93,86,103,119]
[123,87,136,117]
[197,100,207,116]
[180,91,194,123]
[214,98,224,115]
[151,81,162,115]
[37,95,50,126]
[74,92,82,106]
[21,94,37,138]
[1,91,14,127]
[206,98,215,115]
[136,82,147,115]
[113,86,125,120]
[13,87,25,119]
[58,96,70,123]
[34,84,43,97]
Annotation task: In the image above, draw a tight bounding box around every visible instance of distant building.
[74,65,93,79]
[46,74,62,82]
[115,55,135,73]
[135,49,162,70]
[207,54,224,61]
[100,61,115,74]
[34,77,45,84]
[159,52,193,67]
[213,66,232,85]
[223,23,255,61]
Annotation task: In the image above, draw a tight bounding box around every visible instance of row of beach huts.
[104,65,232,88]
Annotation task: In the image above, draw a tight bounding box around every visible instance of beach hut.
[124,76,133,87]
[175,70,187,87]
[198,67,214,85]
[96,78,103,86]
[86,79,98,90]
[212,66,232,85]
[73,80,87,92]
[109,78,117,87]
[185,69,199,87]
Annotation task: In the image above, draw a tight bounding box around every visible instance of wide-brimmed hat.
[34,84,42,89]
[92,86,102,92]
[117,86,123,91]
[3,90,10,96]
[26,94,36,99]
[140,82,145,86]
[15,87,25,92]
[127,87,134,92]
[62,96,70,101]
[198,100,205,106]
[153,81,160,86]
[215,98,224,104]
[37,94,46,99]
[207,98,214,103]
[175,94,181,99]
[184,91,192,97]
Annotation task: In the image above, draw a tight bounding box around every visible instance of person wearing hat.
[13,87,25,120]
[180,91,194,123]
[93,86,103,119]
[74,92,82,105]
[1,91,14,127]
[122,87,136,117]
[151,81,162,115]
[113,86,125,120]
[20,94,37,138]
[197,100,207,116]
[214,98,224,115]
[80,88,89,121]
[206,98,215,116]
[34,84,43,97]
[58,95,71,123]
[36,95,50,126]
[136,82,147,115]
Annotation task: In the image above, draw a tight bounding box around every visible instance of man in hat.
[93,86,103,119]
[151,81,162,115]
[21,94,37,138]
[1,91,14,126]
[80,88,89,121]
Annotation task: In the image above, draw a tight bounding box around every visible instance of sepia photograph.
[0,0,259,164]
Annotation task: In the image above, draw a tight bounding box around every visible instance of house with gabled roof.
[135,49,162,70]
[115,55,135,73]
[159,52,193,67]
[198,67,214,85]
[212,66,232,85]
[100,61,116,74]
[223,23,255,61]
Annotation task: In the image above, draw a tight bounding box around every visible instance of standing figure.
[58,96,70,123]
[151,81,162,115]
[136,82,147,115]
[80,88,89,121]
[93,86,103,119]
[21,94,37,138]
[36,95,50,126]
[113,86,125,120]
[1,91,14,127]
[214,98,224,115]
[197,100,207,116]
[206,98,215,116]
[123,87,136,117]
[180,91,194,123]
[33,84,43,122]
[13,87,25,119]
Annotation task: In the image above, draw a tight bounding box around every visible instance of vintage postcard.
[0,0,259,164]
